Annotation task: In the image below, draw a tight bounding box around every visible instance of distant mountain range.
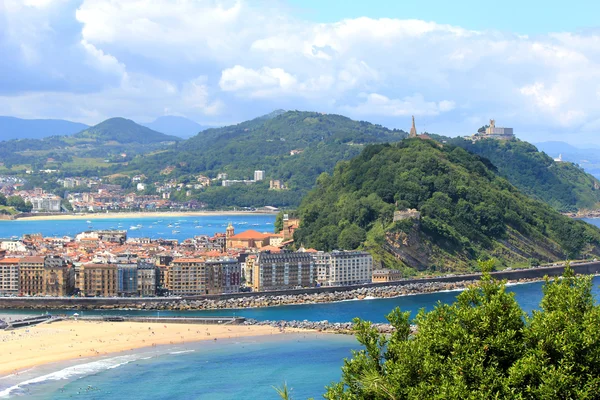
[0,116,89,140]
[535,141,600,180]
[0,115,210,141]
[142,116,212,138]
[75,117,182,144]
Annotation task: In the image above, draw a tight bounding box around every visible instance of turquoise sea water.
[0,217,599,398]
[0,334,357,399]
[3,278,593,323]
[3,277,600,399]
[0,214,276,242]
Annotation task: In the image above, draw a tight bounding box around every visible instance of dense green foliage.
[193,184,302,209]
[7,196,32,212]
[325,267,600,399]
[446,138,600,212]
[294,139,600,271]
[117,111,406,206]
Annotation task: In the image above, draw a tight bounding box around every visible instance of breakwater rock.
[0,277,545,311]
[243,318,402,335]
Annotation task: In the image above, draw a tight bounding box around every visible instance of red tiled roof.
[228,230,268,240]
[172,258,205,263]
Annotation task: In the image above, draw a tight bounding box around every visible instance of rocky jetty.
[0,277,545,311]
[243,318,401,335]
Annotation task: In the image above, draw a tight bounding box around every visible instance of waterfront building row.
[0,256,159,297]
[243,250,373,292]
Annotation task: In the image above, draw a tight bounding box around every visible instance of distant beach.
[0,320,285,376]
[14,211,276,222]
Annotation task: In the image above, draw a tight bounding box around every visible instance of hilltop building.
[254,170,265,181]
[473,119,515,141]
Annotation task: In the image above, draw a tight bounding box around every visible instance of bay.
[2,277,600,399]
[0,214,276,242]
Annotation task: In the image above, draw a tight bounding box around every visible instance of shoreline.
[0,320,286,377]
[0,276,555,313]
[9,210,277,222]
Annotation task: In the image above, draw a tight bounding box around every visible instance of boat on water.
[168,224,173,227]
[195,226,202,228]
[172,230,180,234]
[86,220,92,224]
[129,226,139,230]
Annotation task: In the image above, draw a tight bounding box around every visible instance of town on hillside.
[0,169,287,214]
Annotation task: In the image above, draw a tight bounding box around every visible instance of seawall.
[0,261,598,310]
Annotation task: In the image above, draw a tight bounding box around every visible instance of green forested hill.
[75,117,181,144]
[118,111,406,206]
[294,139,600,273]
[443,137,600,212]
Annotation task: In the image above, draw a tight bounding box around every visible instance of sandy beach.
[14,211,276,222]
[0,320,284,376]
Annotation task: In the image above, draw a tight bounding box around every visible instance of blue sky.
[1,0,600,144]
[289,0,598,35]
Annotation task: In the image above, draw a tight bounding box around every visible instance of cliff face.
[294,139,600,273]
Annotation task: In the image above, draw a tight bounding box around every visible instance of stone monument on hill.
[409,115,417,137]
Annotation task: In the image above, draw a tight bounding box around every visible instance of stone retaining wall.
[0,262,598,310]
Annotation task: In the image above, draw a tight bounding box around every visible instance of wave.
[0,354,144,398]
[169,350,195,355]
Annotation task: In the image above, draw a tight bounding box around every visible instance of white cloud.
[2,0,600,141]
[343,93,456,117]
[80,39,126,76]
[220,66,298,93]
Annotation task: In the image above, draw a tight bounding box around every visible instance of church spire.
[409,115,417,137]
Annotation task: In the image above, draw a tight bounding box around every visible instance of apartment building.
[205,259,241,294]
[253,251,315,292]
[0,258,19,296]
[117,264,138,296]
[313,251,373,287]
[77,263,118,297]
[43,255,74,296]
[168,258,207,296]
[137,263,157,297]
[19,256,45,296]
